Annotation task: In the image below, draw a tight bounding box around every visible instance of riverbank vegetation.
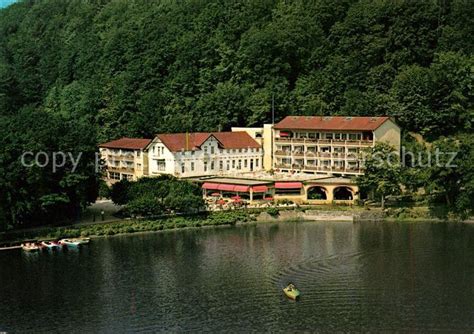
[0,0,472,230]
[110,176,204,216]
[0,211,255,245]
[358,138,474,220]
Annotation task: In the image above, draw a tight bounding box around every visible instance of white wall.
[148,136,264,178]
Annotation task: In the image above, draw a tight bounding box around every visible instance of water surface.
[1,221,473,332]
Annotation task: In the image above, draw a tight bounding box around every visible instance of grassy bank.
[0,211,255,245]
[1,205,466,246]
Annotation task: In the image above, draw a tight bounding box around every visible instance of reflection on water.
[0,221,473,332]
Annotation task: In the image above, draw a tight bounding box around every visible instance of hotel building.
[99,116,400,204]
[99,138,152,183]
[267,116,400,175]
[146,132,263,177]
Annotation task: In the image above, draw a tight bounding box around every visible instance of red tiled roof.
[157,132,260,152]
[99,137,152,150]
[213,132,261,150]
[157,133,211,152]
[274,116,391,131]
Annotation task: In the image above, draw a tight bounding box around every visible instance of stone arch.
[333,186,354,200]
[307,186,328,200]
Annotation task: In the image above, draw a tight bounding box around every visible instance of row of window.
[107,149,141,157]
[277,159,359,168]
[108,172,133,180]
[152,145,261,156]
[203,146,260,154]
[180,158,260,173]
[280,132,367,141]
[277,146,360,153]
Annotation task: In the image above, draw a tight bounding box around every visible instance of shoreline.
[1,208,472,248]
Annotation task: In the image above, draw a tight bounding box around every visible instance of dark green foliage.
[110,179,131,205]
[357,143,402,209]
[112,177,204,216]
[424,134,474,219]
[0,0,472,227]
[266,207,280,217]
[0,0,471,139]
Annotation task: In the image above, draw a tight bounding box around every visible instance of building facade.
[271,116,400,176]
[146,132,263,178]
[99,138,152,183]
[99,116,401,205]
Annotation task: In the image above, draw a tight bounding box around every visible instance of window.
[244,159,248,168]
[204,146,208,153]
[211,161,214,170]
[122,174,133,180]
[152,146,155,154]
[211,147,215,154]
[204,162,208,172]
[348,133,360,140]
[137,151,141,157]
[109,172,120,180]
[161,147,164,154]
[243,148,247,153]
[181,163,185,173]
[325,133,333,140]
[191,162,195,171]
[157,160,166,171]
[226,161,230,171]
[256,159,259,167]
[238,160,242,170]
[334,133,342,140]
[219,161,223,170]
[232,160,235,169]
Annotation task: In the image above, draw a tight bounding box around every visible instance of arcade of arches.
[305,184,357,203]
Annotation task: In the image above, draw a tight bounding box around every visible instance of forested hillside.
[0,0,472,228]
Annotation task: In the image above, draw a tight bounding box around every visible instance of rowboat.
[59,238,90,247]
[283,284,300,300]
[41,241,62,250]
[21,243,40,252]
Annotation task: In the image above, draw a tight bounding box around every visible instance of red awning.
[234,185,250,192]
[217,184,236,191]
[275,182,303,189]
[204,183,251,192]
[279,131,290,137]
[202,183,219,190]
[252,185,268,193]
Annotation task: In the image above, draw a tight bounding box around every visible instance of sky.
[0,0,16,9]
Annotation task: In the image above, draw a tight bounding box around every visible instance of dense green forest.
[0,0,472,228]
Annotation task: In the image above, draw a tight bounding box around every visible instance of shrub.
[266,207,280,217]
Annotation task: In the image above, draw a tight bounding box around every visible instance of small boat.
[59,238,90,247]
[283,283,300,300]
[21,243,40,252]
[41,241,62,250]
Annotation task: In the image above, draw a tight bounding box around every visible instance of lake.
[1,221,473,332]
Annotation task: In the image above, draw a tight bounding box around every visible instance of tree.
[357,143,402,209]
[425,135,474,219]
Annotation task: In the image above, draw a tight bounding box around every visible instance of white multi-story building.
[271,116,400,176]
[146,132,263,177]
[99,138,152,183]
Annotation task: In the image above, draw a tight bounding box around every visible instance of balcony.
[274,163,292,169]
[107,166,135,172]
[274,150,290,156]
[274,137,373,147]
